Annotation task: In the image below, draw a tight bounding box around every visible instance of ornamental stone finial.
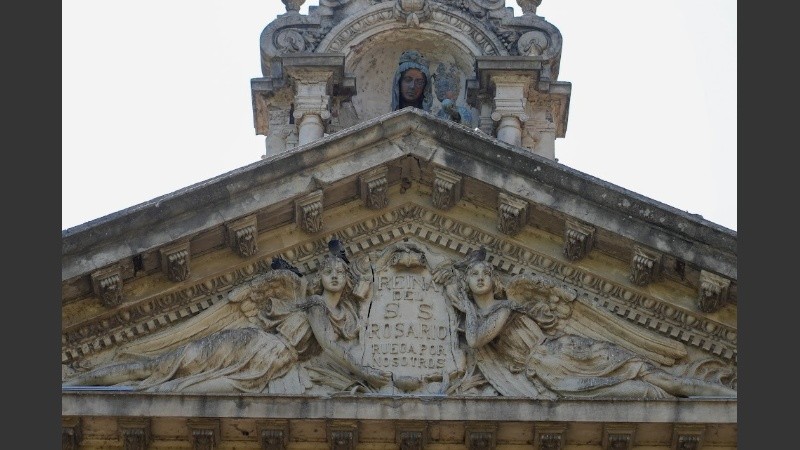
[517,0,543,15]
[281,0,305,14]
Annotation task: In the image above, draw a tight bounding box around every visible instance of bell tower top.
[251,0,570,159]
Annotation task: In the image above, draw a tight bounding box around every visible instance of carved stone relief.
[431,168,462,210]
[360,166,390,209]
[563,219,595,261]
[630,245,662,286]
[672,425,704,450]
[91,266,123,307]
[259,420,289,450]
[188,419,220,450]
[396,423,427,450]
[697,270,730,313]
[328,421,358,450]
[296,190,324,233]
[464,423,497,450]
[62,205,737,378]
[227,215,259,258]
[602,425,636,450]
[160,242,191,282]
[63,233,736,400]
[497,192,528,235]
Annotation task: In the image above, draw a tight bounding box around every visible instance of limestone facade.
[62,1,737,448]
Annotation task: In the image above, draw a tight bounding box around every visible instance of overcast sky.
[62,1,736,232]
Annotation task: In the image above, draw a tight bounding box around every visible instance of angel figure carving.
[434,257,737,399]
[63,252,391,394]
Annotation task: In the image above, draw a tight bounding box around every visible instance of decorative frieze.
[360,166,390,209]
[534,423,567,450]
[697,270,731,313]
[258,420,289,450]
[464,423,496,450]
[328,421,358,450]
[563,219,595,261]
[90,266,123,307]
[295,190,324,233]
[630,245,663,286]
[227,215,259,258]
[497,192,529,235]
[119,418,151,450]
[602,424,636,450]
[431,167,462,210]
[188,419,220,450]
[160,241,191,282]
[62,417,82,450]
[63,204,737,368]
[672,425,704,450]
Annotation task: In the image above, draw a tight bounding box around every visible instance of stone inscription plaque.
[361,243,462,394]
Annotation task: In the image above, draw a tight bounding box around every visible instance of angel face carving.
[321,259,347,294]
[462,260,504,304]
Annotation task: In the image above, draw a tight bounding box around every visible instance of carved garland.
[319,4,505,56]
[62,204,736,365]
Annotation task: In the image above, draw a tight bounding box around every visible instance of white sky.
[62,1,736,231]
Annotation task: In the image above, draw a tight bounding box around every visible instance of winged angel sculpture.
[63,253,392,394]
[432,255,738,399]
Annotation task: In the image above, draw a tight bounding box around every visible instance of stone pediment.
[63,160,736,398]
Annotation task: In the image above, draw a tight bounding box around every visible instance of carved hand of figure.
[431,261,456,284]
[361,365,392,388]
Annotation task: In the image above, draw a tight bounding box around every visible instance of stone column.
[290,70,333,146]
[490,74,529,147]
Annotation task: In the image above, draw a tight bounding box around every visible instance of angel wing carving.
[114,269,307,360]
[506,273,687,366]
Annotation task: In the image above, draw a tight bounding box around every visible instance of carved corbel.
[360,166,390,209]
[629,245,663,286]
[672,425,705,450]
[188,419,220,450]
[697,271,730,313]
[327,421,358,450]
[91,266,123,307]
[295,190,324,234]
[497,192,529,235]
[563,219,595,261]
[534,423,567,450]
[431,168,462,210]
[62,417,82,450]
[602,424,636,450]
[396,422,427,450]
[119,418,151,450]
[464,423,497,450]
[258,420,289,450]
[160,241,191,282]
[227,215,258,258]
